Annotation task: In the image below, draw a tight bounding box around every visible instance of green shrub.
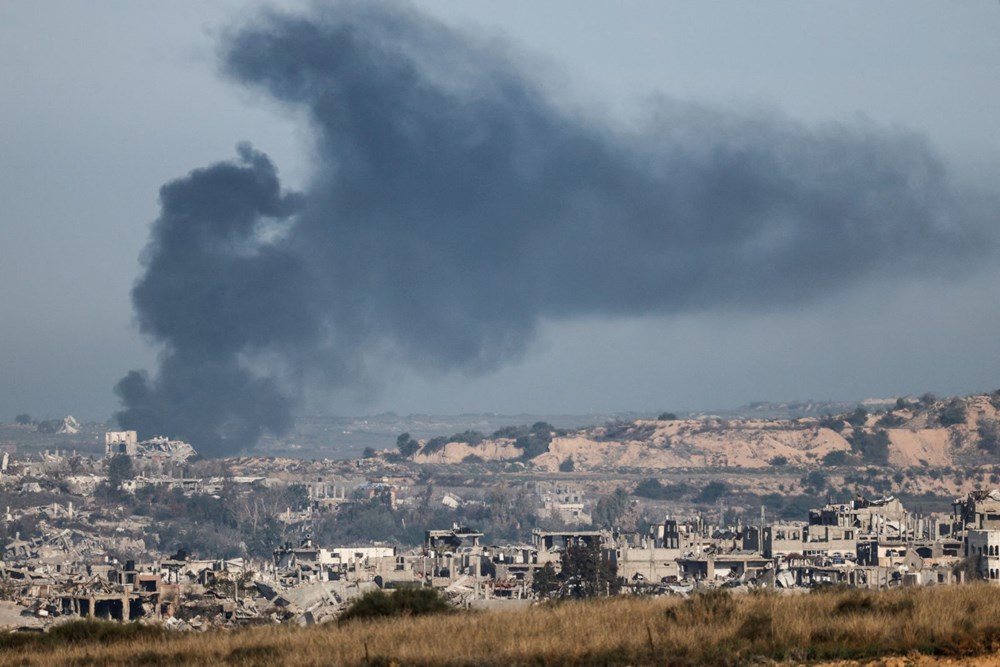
[877,413,905,428]
[422,436,450,454]
[979,420,1000,453]
[938,399,967,427]
[846,407,869,428]
[696,481,729,504]
[849,429,890,465]
[634,478,691,500]
[339,588,451,624]
[818,415,845,432]
[822,450,852,466]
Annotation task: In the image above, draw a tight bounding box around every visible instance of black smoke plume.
[116,2,995,455]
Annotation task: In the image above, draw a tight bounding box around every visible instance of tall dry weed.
[3,585,1000,666]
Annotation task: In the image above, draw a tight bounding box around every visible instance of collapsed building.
[104,431,196,463]
[955,490,1000,581]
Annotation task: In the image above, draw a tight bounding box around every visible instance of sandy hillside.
[410,393,1000,471]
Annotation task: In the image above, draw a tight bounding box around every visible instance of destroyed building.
[104,431,196,463]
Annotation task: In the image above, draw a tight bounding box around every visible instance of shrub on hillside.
[818,415,845,432]
[938,399,967,427]
[634,478,691,500]
[697,481,729,504]
[848,429,890,465]
[978,420,1000,453]
[822,450,853,466]
[490,423,555,459]
[421,436,450,454]
[876,412,905,428]
[846,407,868,428]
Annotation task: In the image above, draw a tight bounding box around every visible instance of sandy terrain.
[410,394,1000,476]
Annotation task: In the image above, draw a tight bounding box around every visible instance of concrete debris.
[56,417,80,435]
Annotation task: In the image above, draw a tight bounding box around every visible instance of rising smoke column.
[116,145,306,455]
[116,2,994,455]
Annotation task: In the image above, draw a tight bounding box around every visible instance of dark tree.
[517,422,554,460]
[107,454,134,487]
[244,515,283,558]
[822,450,852,466]
[396,433,419,458]
[696,481,729,504]
[848,429,891,465]
[592,487,630,529]
[634,478,691,501]
[35,419,60,434]
[978,419,999,453]
[938,398,967,427]
[658,412,678,421]
[560,541,619,598]
[802,470,828,494]
[846,407,869,428]
[876,412,905,428]
[818,415,845,432]
[14,413,32,425]
[531,562,559,597]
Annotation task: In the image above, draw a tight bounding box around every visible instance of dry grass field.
[4,585,1000,666]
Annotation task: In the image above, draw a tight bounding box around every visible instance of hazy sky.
[2,1,999,424]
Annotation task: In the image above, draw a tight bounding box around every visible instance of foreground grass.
[3,585,1000,666]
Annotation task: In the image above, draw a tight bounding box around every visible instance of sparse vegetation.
[633,478,691,500]
[419,436,447,454]
[591,487,630,528]
[489,422,556,459]
[817,414,844,432]
[979,419,1000,453]
[822,450,852,466]
[938,398,968,427]
[396,432,419,458]
[801,470,828,494]
[876,412,905,428]
[597,420,656,443]
[846,406,868,428]
[696,480,729,504]
[338,588,451,624]
[7,587,1000,666]
[848,428,891,465]
[0,618,165,652]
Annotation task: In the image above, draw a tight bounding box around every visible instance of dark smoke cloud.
[116,2,995,455]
